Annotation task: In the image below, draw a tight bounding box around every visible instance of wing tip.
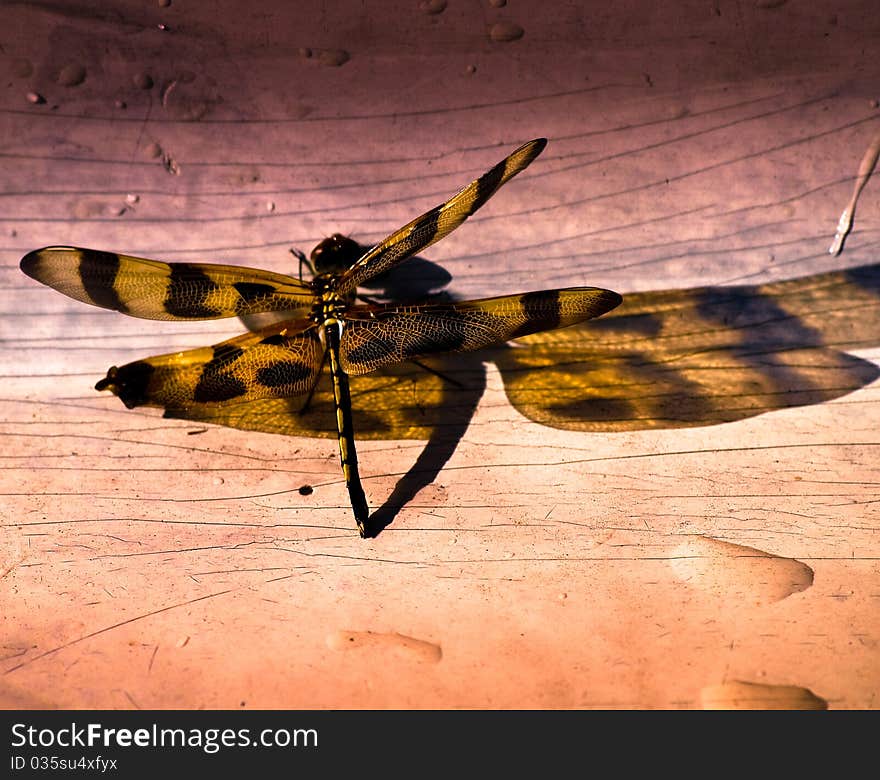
[20,246,79,279]
[19,250,39,279]
[519,137,548,163]
[603,288,624,312]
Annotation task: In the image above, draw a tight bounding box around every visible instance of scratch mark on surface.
[3,589,234,675]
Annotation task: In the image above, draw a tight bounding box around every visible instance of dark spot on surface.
[298,484,314,496]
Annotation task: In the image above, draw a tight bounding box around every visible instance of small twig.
[829,130,880,255]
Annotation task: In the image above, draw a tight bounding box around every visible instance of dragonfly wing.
[21,246,315,320]
[95,317,324,412]
[335,139,547,295]
[339,287,622,375]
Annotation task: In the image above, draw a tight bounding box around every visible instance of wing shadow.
[178,260,880,534]
[495,262,880,431]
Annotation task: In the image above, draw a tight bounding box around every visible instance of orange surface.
[2,0,878,709]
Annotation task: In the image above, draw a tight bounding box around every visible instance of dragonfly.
[20,138,622,537]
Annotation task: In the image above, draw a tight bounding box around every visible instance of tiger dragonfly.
[20,138,622,537]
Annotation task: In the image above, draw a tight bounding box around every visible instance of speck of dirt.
[298,47,313,59]
[11,58,33,78]
[56,62,87,87]
[114,98,127,109]
[466,64,477,75]
[26,91,45,104]
[755,0,787,7]
[267,201,276,213]
[126,193,140,205]
[318,49,350,67]
[488,21,524,42]
[162,153,181,176]
[298,485,314,496]
[133,72,154,90]
[158,0,171,6]
[488,0,507,6]
[145,141,163,158]
[870,99,879,109]
[419,0,447,14]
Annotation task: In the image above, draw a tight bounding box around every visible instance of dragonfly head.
[309,233,365,275]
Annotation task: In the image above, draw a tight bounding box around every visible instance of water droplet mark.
[419,0,447,14]
[701,680,826,710]
[56,62,86,87]
[317,49,350,67]
[488,21,524,42]
[326,630,442,663]
[133,72,154,90]
[11,58,33,78]
[669,536,813,605]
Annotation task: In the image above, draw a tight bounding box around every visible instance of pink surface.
[1,0,879,709]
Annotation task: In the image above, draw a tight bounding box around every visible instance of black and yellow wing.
[340,287,622,375]
[20,246,315,320]
[95,317,324,414]
[334,138,547,296]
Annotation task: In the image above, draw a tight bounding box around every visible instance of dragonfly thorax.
[311,273,354,327]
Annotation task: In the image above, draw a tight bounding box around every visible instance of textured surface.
[2,0,879,709]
